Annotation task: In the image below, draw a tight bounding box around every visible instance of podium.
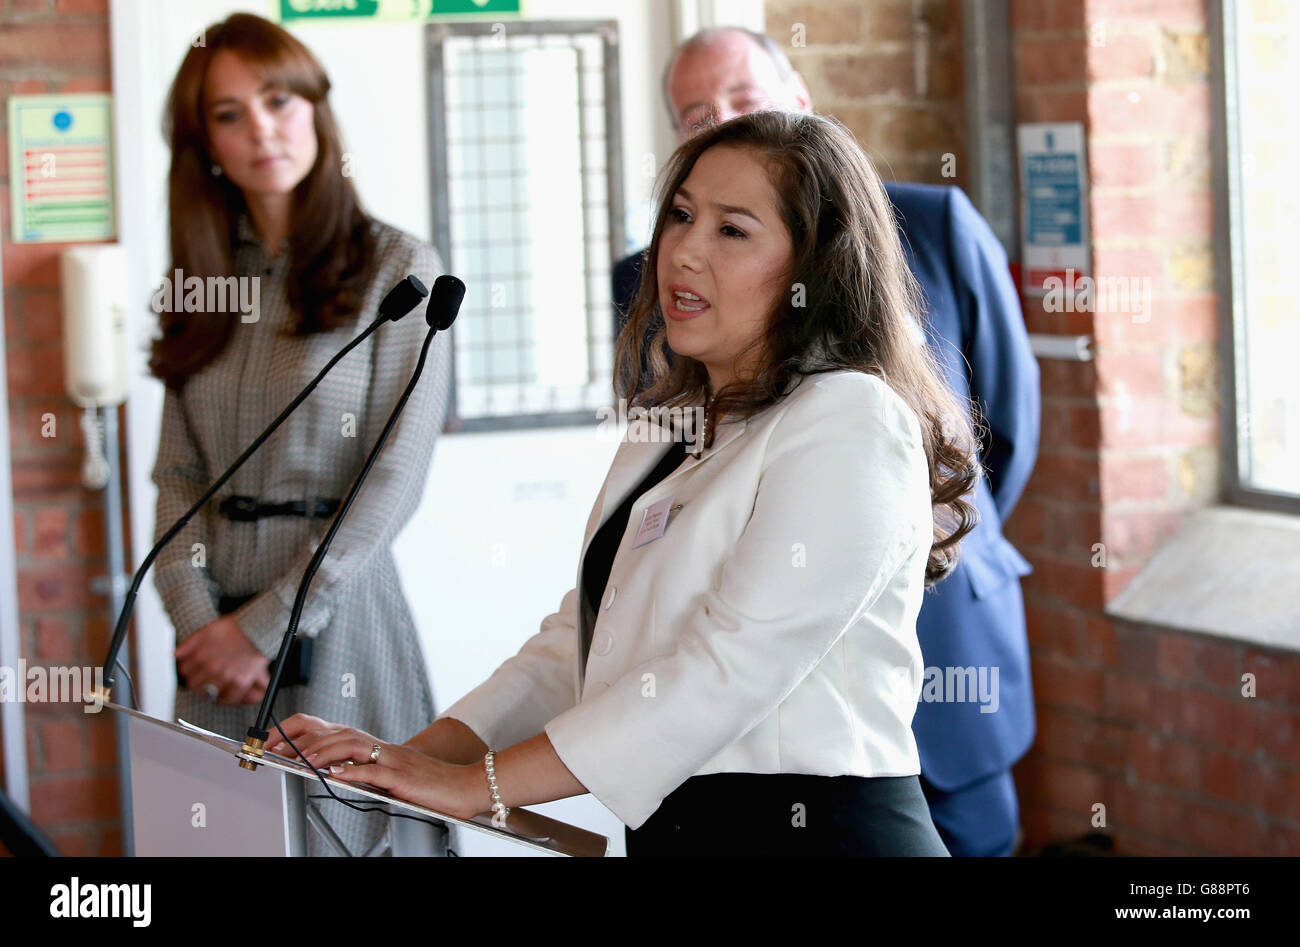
[109,703,609,857]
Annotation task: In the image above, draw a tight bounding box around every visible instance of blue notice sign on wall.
[1025,152,1081,246]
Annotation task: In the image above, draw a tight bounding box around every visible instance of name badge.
[632,495,674,548]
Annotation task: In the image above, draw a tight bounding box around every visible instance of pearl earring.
[211,163,223,176]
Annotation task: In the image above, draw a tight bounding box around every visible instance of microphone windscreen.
[378,275,429,322]
[426,275,466,330]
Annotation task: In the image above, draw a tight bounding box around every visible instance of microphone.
[93,276,431,705]
[243,275,465,766]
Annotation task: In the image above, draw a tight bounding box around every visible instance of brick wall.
[764,0,967,187]
[1,0,121,856]
[1007,0,1300,855]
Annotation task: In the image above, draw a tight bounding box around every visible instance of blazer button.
[604,586,617,610]
[592,631,614,656]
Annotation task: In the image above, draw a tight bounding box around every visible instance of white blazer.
[440,370,935,830]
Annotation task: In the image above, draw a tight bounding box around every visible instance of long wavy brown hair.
[615,110,979,584]
[150,12,377,388]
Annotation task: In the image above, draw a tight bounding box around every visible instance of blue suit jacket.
[611,182,1039,793]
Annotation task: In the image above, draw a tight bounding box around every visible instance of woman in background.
[150,13,451,856]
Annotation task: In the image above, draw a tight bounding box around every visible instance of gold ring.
[369,744,381,764]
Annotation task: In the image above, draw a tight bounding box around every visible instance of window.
[425,21,625,431]
[1215,0,1300,510]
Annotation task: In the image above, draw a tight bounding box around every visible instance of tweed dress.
[151,214,452,856]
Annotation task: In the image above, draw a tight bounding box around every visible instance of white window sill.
[1106,505,1300,654]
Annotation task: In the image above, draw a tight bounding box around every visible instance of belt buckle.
[220,496,260,522]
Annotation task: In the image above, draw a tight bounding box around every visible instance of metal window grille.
[426,20,625,431]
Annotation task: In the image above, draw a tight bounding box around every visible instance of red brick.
[1094,293,1217,346]
[1101,563,1143,602]
[8,78,51,95]
[31,506,68,557]
[1022,554,1106,611]
[1034,759,1108,815]
[14,289,63,345]
[1005,495,1047,550]
[58,75,111,93]
[1248,761,1300,823]
[1088,141,1163,189]
[1096,349,1166,400]
[1016,36,1088,85]
[1081,614,1119,666]
[86,713,118,768]
[1088,83,1212,136]
[1032,653,1104,714]
[28,772,118,824]
[1268,823,1300,858]
[2,242,62,289]
[1017,88,1088,123]
[1038,358,1098,400]
[10,454,86,496]
[83,614,111,656]
[1034,706,1097,764]
[1025,599,1076,652]
[1241,647,1300,710]
[45,829,92,857]
[17,562,99,611]
[1099,399,1217,450]
[1043,502,1101,558]
[0,23,109,70]
[1090,246,1165,289]
[1194,637,1243,693]
[73,507,104,558]
[33,615,74,663]
[1180,688,1260,753]
[13,510,26,556]
[41,720,85,771]
[1024,454,1101,503]
[56,0,109,14]
[1100,509,1186,562]
[5,343,63,398]
[1181,798,1265,856]
[1155,630,1199,682]
[1091,192,1160,239]
[1084,0,1208,29]
[1040,402,1102,453]
[1260,706,1300,766]
[1011,0,1051,31]
[1087,33,1157,81]
[1112,622,1160,675]
[1101,671,1182,731]
[1097,450,1170,502]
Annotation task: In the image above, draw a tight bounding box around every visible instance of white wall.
[110,0,760,858]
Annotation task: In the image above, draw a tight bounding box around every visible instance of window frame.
[424,19,626,434]
[1211,0,1300,515]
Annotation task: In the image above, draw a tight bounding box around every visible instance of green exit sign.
[278,0,521,21]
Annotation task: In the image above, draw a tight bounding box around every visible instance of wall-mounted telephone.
[59,245,129,489]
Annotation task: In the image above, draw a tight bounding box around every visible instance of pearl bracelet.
[484,750,509,819]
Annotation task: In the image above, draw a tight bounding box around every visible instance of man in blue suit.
[613,27,1040,856]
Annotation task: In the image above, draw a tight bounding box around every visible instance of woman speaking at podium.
[276,111,974,856]
[149,14,451,856]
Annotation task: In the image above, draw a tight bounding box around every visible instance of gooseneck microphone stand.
[240,275,466,769]
[92,276,432,706]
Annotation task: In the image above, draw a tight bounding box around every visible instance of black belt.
[217,496,340,522]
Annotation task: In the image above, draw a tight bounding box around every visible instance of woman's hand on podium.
[175,616,270,705]
[269,713,488,820]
